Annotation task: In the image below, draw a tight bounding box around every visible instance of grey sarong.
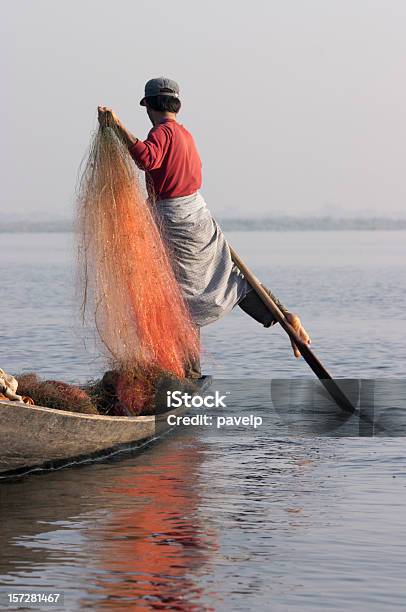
[156,192,250,327]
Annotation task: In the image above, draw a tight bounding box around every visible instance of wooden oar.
[229,246,356,414]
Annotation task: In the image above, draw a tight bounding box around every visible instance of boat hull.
[0,376,212,476]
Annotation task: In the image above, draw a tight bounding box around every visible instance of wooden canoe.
[0,376,212,477]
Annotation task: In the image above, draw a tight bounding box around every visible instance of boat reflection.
[83,437,218,610]
[0,431,217,610]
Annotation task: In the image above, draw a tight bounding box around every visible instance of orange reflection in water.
[86,439,218,611]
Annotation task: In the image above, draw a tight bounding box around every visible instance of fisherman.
[98,77,310,377]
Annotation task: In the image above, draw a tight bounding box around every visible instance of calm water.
[0,231,406,611]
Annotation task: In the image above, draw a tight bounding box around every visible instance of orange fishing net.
[76,120,199,413]
[17,373,98,414]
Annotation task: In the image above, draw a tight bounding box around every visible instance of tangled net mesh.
[76,120,199,414]
[17,373,98,415]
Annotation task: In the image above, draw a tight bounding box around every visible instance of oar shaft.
[229,245,356,413]
[230,246,326,368]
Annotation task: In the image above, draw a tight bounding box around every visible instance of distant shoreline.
[1,217,406,233]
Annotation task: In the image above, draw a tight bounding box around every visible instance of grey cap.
[140,77,180,106]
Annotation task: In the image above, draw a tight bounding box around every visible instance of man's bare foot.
[285,312,311,358]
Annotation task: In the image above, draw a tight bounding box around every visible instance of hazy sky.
[2,0,406,219]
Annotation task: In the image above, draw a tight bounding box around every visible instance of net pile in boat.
[17,373,98,414]
[76,121,199,414]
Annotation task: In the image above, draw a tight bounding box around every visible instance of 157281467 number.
[7,593,61,604]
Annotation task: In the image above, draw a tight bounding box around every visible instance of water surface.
[0,231,405,611]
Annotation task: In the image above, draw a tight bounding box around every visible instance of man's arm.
[98,106,138,148]
[115,120,138,149]
[98,106,170,170]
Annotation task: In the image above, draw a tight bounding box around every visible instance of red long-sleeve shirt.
[128,118,202,200]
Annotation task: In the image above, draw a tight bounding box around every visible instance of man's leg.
[185,327,202,379]
[238,287,282,327]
